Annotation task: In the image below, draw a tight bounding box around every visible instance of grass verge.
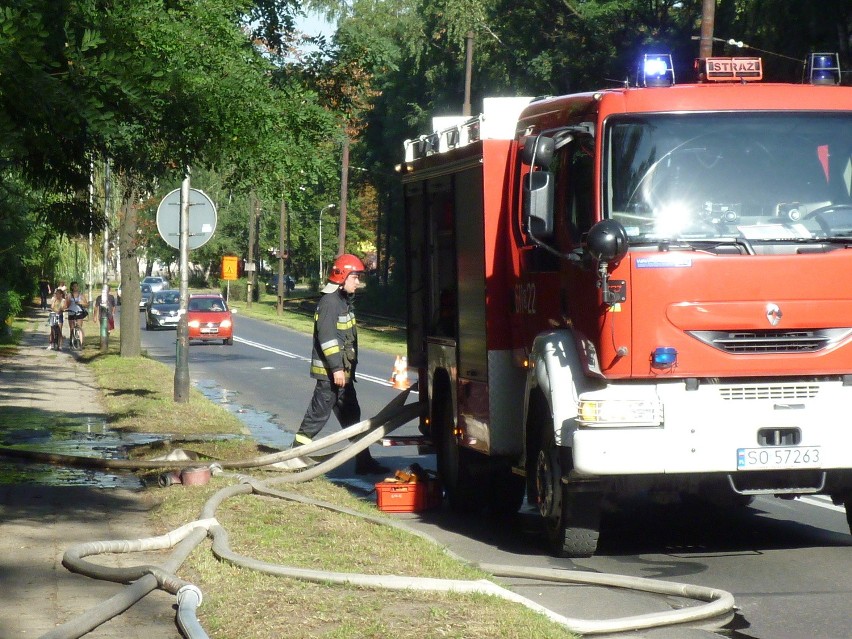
[86,339,249,437]
[151,476,577,639]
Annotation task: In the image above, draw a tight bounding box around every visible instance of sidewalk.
[0,309,180,638]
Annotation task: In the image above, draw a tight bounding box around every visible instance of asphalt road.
[139,310,852,639]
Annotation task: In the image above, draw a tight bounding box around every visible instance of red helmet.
[328,254,365,285]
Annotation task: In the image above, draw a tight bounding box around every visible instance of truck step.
[380,435,434,453]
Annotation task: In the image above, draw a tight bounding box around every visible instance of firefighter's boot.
[274,436,315,471]
[354,449,389,475]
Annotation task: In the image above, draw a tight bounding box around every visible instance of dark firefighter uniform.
[293,288,361,445]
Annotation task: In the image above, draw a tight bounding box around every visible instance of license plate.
[737,446,821,470]
[200,327,219,334]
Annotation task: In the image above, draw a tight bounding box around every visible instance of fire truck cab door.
[517,136,597,345]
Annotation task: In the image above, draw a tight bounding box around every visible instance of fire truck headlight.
[578,399,662,427]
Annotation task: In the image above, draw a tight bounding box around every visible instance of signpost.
[157,183,218,402]
[221,255,239,302]
[156,188,217,250]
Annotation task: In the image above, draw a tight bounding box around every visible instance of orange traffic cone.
[390,355,410,390]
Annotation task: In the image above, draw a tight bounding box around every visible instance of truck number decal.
[514,282,536,315]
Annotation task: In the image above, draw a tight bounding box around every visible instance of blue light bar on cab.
[807,53,840,86]
[651,347,677,369]
[639,54,675,87]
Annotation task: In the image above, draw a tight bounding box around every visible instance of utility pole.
[286,205,292,296]
[699,0,716,59]
[463,31,474,116]
[319,206,324,282]
[247,193,257,308]
[99,160,111,353]
[278,194,286,315]
[337,135,349,256]
[173,172,191,403]
[319,203,335,282]
[88,160,94,305]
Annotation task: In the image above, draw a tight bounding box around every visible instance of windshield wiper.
[630,236,757,255]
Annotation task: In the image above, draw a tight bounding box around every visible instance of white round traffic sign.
[156,188,217,250]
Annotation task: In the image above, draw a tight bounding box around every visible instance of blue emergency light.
[639,54,675,87]
[651,347,677,369]
[807,53,840,86]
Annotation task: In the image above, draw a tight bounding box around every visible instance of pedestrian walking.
[291,254,389,475]
[93,284,117,332]
[38,278,51,310]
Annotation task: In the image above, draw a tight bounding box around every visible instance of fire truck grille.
[718,384,819,401]
[688,328,852,354]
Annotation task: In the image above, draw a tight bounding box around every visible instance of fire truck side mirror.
[522,135,555,168]
[523,170,555,239]
[586,219,629,263]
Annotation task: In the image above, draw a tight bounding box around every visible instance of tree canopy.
[1,0,850,335]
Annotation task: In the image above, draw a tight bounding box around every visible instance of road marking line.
[234,336,416,391]
[234,336,303,359]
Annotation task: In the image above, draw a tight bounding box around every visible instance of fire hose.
[1,387,736,639]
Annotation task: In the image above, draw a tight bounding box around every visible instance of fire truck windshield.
[606,112,852,242]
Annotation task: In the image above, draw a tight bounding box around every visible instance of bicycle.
[69,322,83,351]
[67,307,87,351]
[48,312,62,350]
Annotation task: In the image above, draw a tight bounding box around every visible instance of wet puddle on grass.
[0,380,293,487]
[194,379,293,449]
[0,411,157,488]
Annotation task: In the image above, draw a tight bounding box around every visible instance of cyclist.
[65,281,89,349]
[48,288,65,350]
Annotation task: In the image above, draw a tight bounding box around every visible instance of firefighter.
[291,253,389,475]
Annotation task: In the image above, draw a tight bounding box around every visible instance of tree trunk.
[119,185,142,357]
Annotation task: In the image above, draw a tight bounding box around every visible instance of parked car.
[142,276,169,293]
[187,293,234,345]
[118,276,167,307]
[266,275,296,295]
[138,284,153,309]
[145,289,181,330]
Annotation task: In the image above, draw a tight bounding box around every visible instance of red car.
[187,294,234,345]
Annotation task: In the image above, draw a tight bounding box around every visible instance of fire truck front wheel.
[534,427,601,558]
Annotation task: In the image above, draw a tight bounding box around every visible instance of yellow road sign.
[221,256,239,281]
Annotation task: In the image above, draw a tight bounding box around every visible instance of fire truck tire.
[434,391,485,512]
[535,427,601,558]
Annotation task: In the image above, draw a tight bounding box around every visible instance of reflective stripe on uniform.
[320,338,340,357]
[337,312,355,330]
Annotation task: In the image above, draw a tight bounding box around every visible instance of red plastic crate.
[375,479,442,513]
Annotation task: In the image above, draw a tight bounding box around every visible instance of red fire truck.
[399,53,852,557]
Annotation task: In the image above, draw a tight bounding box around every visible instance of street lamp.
[318,203,335,282]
